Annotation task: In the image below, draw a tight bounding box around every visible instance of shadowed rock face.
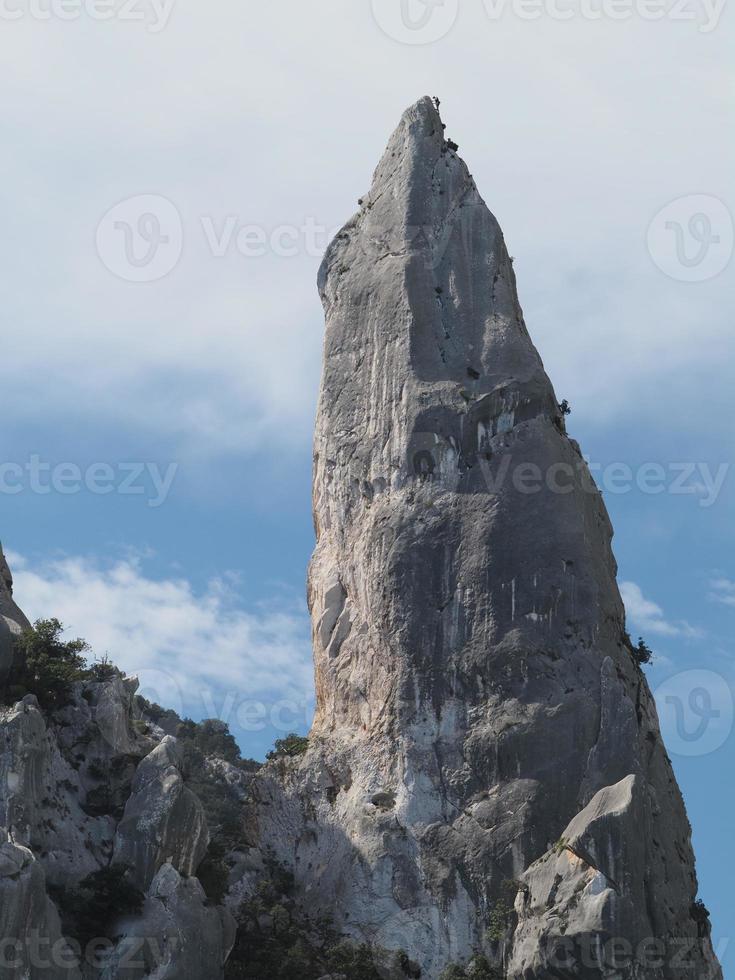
[0,545,31,680]
[255,98,722,978]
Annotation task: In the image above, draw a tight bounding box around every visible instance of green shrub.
[633,637,653,666]
[51,864,144,952]
[439,967,469,980]
[623,631,653,667]
[197,839,231,905]
[87,655,119,682]
[224,859,389,979]
[691,898,711,937]
[486,880,519,943]
[178,717,242,763]
[439,956,503,980]
[266,733,309,760]
[8,619,89,709]
[325,941,385,979]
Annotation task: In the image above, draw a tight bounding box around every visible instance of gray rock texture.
[0,831,80,980]
[0,588,230,979]
[113,735,209,890]
[101,863,235,980]
[0,100,723,980]
[253,97,722,978]
[0,544,30,680]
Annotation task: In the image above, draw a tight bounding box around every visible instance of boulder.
[113,736,209,890]
[101,863,235,980]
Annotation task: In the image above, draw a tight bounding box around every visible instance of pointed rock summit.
[255,98,722,978]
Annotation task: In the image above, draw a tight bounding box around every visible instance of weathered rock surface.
[101,863,235,980]
[0,545,30,680]
[113,735,209,891]
[0,100,722,980]
[253,97,722,978]
[0,831,80,980]
[0,584,230,979]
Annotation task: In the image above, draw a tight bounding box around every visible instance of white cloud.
[709,578,735,607]
[7,550,315,723]
[620,581,702,639]
[0,4,731,459]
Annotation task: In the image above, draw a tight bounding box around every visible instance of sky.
[1,0,733,968]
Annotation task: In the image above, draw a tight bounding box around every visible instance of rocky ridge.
[0,620,240,980]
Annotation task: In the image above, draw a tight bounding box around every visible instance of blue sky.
[1,0,733,969]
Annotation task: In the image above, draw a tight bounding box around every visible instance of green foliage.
[325,941,387,979]
[174,717,259,905]
[439,955,503,980]
[559,399,572,416]
[439,967,469,980]
[225,860,388,980]
[197,839,231,905]
[553,837,568,855]
[486,880,520,944]
[87,655,119,682]
[266,733,309,761]
[623,631,653,667]
[86,759,107,780]
[691,898,712,937]
[178,717,242,763]
[51,864,144,951]
[633,637,653,666]
[7,619,89,709]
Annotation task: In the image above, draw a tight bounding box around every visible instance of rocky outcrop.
[0,832,80,980]
[101,863,235,980]
[113,736,209,891]
[253,97,722,978]
[0,544,30,680]
[0,581,231,979]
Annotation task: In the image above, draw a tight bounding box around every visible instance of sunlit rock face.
[254,98,722,979]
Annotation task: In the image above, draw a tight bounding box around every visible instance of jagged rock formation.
[113,736,209,891]
[253,97,722,978]
[0,546,30,680]
[0,103,723,980]
[100,863,236,980]
[0,574,237,979]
